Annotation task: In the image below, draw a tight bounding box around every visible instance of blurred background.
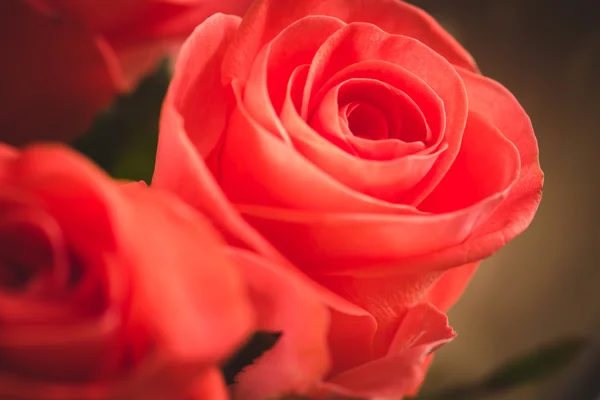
[71,0,600,398]
[406,0,600,399]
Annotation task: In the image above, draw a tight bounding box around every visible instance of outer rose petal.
[187,367,230,400]
[425,262,480,313]
[0,145,255,399]
[117,183,254,365]
[318,303,455,399]
[314,272,444,362]
[420,111,521,213]
[0,144,19,170]
[242,15,345,139]
[93,2,255,91]
[222,0,477,83]
[0,363,229,400]
[25,0,149,32]
[227,249,330,400]
[3,0,255,145]
[0,0,118,145]
[33,0,256,91]
[153,14,286,263]
[165,13,242,159]
[39,0,253,39]
[402,262,479,396]
[4,146,119,258]
[456,67,544,245]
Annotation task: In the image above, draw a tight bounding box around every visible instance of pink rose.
[0,0,253,145]
[0,144,329,399]
[153,0,543,398]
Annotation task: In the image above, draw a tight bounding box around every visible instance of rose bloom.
[154,0,544,398]
[0,144,329,399]
[0,0,253,146]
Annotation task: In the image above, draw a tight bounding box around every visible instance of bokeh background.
[72,1,600,398]
[406,1,600,399]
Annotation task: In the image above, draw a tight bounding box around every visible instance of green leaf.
[73,61,171,183]
[221,331,282,385]
[414,337,586,399]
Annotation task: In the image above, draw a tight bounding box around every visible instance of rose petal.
[0,309,121,383]
[227,248,330,400]
[104,1,254,43]
[154,13,289,263]
[0,144,252,399]
[236,194,496,278]
[0,145,18,165]
[5,146,119,260]
[154,108,286,263]
[187,367,230,400]
[315,271,442,360]
[108,2,253,91]
[425,262,480,313]
[33,0,151,33]
[166,13,242,159]
[0,358,228,400]
[242,15,345,139]
[222,0,477,83]
[328,80,428,143]
[117,185,253,365]
[0,209,69,296]
[343,102,390,141]
[34,1,254,91]
[0,0,119,145]
[113,357,229,400]
[420,111,521,213]
[325,302,378,378]
[321,303,455,399]
[43,0,216,37]
[456,67,544,245]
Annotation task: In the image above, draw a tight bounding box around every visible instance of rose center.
[344,102,389,140]
[0,224,48,291]
[0,212,72,294]
[0,260,38,290]
[335,79,430,145]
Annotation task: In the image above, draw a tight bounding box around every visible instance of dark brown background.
[406,1,600,398]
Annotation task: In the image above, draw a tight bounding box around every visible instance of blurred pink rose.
[0,0,253,145]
